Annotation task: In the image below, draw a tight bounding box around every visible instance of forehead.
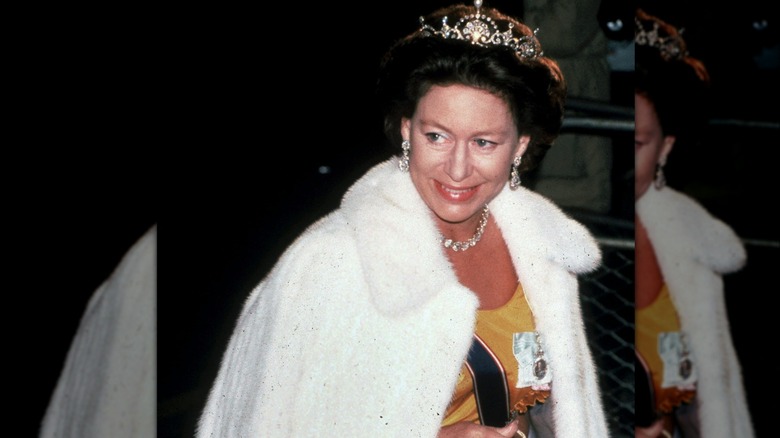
[415,84,513,129]
[418,84,507,109]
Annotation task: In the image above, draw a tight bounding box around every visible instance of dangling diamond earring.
[509,155,522,190]
[399,140,410,172]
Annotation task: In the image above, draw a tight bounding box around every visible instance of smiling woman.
[402,84,527,230]
[195,2,609,437]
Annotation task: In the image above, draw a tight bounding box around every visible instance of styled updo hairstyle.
[635,8,711,147]
[375,4,567,174]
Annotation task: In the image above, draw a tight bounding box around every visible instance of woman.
[634,9,754,437]
[197,3,609,437]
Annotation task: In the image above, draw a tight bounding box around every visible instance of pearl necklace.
[440,205,490,252]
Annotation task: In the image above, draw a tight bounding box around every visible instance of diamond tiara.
[418,0,543,60]
[635,13,689,61]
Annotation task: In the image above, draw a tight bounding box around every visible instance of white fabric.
[637,186,754,437]
[197,159,609,437]
[40,225,156,438]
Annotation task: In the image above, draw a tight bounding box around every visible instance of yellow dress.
[442,283,551,426]
[636,283,696,413]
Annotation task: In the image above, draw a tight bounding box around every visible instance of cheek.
[635,152,652,176]
[636,164,654,186]
[635,149,657,188]
[635,145,659,177]
[479,156,511,180]
[408,149,442,187]
[409,147,439,171]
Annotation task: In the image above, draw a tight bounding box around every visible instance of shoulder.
[261,211,359,286]
[492,187,602,273]
[637,186,746,273]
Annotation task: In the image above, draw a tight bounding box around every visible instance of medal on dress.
[679,333,692,379]
[533,331,547,379]
[658,331,697,388]
[513,331,552,388]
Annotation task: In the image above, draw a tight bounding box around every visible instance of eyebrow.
[417,119,512,138]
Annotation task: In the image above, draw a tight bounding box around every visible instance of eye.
[474,138,496,148]
[425,132,445,143]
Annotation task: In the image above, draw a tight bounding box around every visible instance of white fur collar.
[339,159,601,316]
[636,186,746,273]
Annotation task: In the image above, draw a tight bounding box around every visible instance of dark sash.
[464,334,510,427]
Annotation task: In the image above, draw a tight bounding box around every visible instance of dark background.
[19,0,776,436]
[14,3,158,434]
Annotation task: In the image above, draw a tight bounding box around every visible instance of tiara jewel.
[635,16,688,60]
[418,3,543,60]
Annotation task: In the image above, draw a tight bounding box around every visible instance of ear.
[659,135,675,165]
[401,118,411,143]
[514,135,531,158]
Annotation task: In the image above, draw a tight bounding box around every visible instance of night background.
[17,0,776,436]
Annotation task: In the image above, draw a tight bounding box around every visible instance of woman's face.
[401,84,528,226]
[635,92,675,200]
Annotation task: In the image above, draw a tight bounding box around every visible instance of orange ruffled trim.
[512,387,551,414]
[656,387,696,413]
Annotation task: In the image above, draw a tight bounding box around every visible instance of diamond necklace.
[440,205,490,252]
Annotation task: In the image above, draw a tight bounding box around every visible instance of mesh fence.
[575,213,635,438]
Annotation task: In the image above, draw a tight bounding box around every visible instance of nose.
[445,142,471,182]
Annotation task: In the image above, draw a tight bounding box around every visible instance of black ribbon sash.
[464,334,510,427]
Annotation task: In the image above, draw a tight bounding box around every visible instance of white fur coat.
[40,225,156,438]
[637,186,754,437]
[197,159,609,437]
